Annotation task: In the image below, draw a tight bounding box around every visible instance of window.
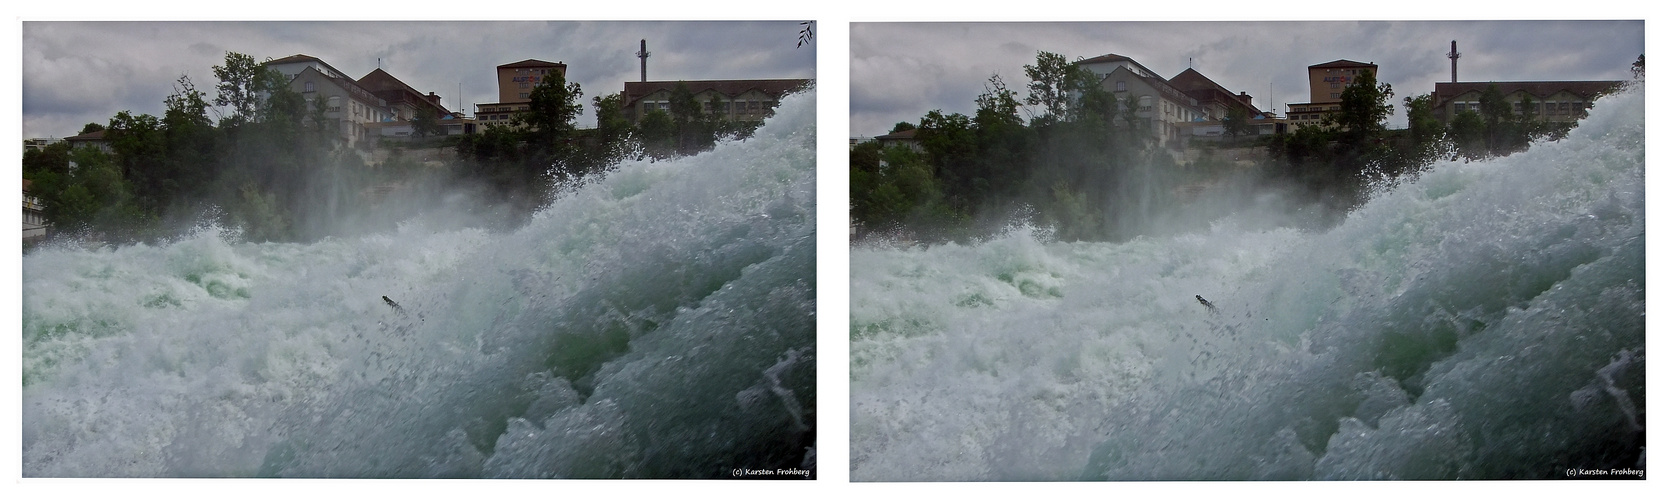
[1115,81,1126,92]
[304,81,315,92]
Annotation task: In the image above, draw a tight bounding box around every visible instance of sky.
[19,20,817,139]
[851,20,1644,137]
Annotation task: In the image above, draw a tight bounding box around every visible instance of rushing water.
[851,86,1644,481]
[21,90,817,478]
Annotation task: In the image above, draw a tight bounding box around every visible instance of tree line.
[852,50,1628,244]
[23,52,780,247]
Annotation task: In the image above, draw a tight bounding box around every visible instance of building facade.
[1076,53,1208,149]
[23,179,48,244]
[1286,59,1379,130]
[265,54,393,150]
[356,68,474,139]
[621,79,809,124]
[1429,81,1620,124]
[1165,68,1281,141]
[473,59,568,130]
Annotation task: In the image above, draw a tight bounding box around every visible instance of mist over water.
[850,86,1643,480]
[22,90,816,478]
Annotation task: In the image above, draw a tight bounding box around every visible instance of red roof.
[358,68,451,114]
[1309,59,1376,69]
[65,130,106,142]
[1432,80,1622,108]
[623,79,810,107]
[498,59,565,69]
[1075,53,1135,65]
[1168,68,1265,116]
[875,129,917,141]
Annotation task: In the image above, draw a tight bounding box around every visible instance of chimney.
[636,39,650,83]
[1238,91,1252,106]
[1447,40,1461,83]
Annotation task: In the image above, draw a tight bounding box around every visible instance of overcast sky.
[851,20,1643,137]
[20,20,817,139]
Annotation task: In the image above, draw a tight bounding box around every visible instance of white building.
[264,54,393,150]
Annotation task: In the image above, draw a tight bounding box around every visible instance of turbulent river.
[22,91,817,478]
[851,86,1644,480]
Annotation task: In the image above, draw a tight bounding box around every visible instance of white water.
[851,86,1644,480]
[22,90,817,478]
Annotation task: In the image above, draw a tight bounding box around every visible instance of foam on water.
[22,89,817,478]
[850,85,1643,481]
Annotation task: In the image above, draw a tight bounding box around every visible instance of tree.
[1448,109,1486,158]
[1221,107,1251,143]
[79,123,106,135]
[636,109,677,160]
[162,75,221,205]
[589,91,636,166]
[105,111,167,213]
[1402,93,1443,144]
[1632,54,1644,79]
[212,52,289,125]
[1330,69,1393,140]
[889,122,916,134]
[519,70,583,138]
[1023,51,1099,126]
[410,107,443,139]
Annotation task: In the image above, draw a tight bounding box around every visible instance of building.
[473,59,568,129]
[1285,59,1378,130]
[871,128,921,152]
[24,179,48,244]
[620,79,809,125]
[356,68,474,138]
[1429,81,1620,125]
[1165,68,1280,140]
[264,54,393,150]
[1075,53,1209,149]
[24,138,62,153]
[357,68,452,122]
[62,129,111,153]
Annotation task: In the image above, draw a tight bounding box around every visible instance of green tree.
[31,146,143,235]
[162,75,222,204]
[410,107,443,139]
[212,52,290,126]
[1023,51,1099,126]
[916,110,978,213]
[1221,107,1251,144]
[636,109,676,160]
[78,123,106,135]
[1403,93,1443,144]
[1330,69,1393,141]
[849,140,942,231]
[105,111,167,215]
[590,91,637,166]
[519,70,583,139]
[1448,109,1487,158]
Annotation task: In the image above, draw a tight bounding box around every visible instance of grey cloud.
[851,20,1641,137]
[21,21,814,138]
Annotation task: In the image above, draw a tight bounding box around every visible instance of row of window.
[1451,100,1586,115]
[640,100,773,114]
